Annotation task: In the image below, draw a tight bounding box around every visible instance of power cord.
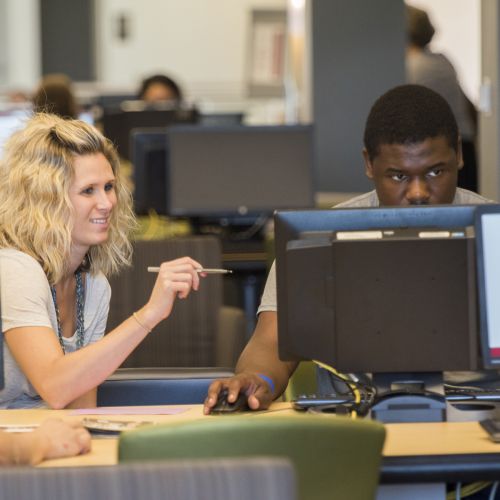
[312,360,377,417]
[446,481,494,499]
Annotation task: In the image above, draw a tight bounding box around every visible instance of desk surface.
[2,403,500,480]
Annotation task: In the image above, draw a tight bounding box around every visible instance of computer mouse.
[211,388,250,414]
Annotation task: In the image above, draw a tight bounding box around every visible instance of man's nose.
[406,178,430,205]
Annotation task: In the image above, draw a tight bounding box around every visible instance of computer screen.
[275,205,482,374]
[130,128,169,215]
[102,107,197,161]
[475,205,500,368]
[166,125,315,219]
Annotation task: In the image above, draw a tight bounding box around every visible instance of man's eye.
[427,169,443,178]
[391,173,407,182]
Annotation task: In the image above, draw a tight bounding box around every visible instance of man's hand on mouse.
[203,373,274,415]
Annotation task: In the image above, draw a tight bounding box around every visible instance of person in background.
[405,5,478,192]
[0,419,90,465]
[0,113,205,409]
[204,84,491,415]
[138,74,183,104]
[32,74,79,119]
[8,90,30,104]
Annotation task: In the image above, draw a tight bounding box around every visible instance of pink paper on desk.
[70,406,190,415]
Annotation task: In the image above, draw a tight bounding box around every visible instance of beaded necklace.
[50,271,85,353]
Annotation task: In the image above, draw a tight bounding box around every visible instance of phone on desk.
[480,419,500,442]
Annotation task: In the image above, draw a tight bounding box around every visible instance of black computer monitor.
[166,125,315,221]
[130,128,169,215]
[198,112,244,126]
[475,205,500,368]
[275,205,481,374]
[94,93,137,111]
[102,107,197,161]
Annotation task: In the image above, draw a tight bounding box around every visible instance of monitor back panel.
[167,125,315,217]
[103,108,196,160]
[131,128,169,215]
[331,232,478,372]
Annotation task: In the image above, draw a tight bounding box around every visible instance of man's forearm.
[235,311,297,397]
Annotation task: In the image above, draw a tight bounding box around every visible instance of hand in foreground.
[203,373,274,415]
[143,257,204,326]
[32,418,91,463]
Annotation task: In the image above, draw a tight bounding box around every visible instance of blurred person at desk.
[32,74,79,119]
[0,419,90,465]
[0,113,206,409]
[405,5,478,193]
[138,73,183,105]
[204,84,492,415]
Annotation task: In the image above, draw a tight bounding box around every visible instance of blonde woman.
[0,113,204,409]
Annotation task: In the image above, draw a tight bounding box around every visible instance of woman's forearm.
[36,310,153,408]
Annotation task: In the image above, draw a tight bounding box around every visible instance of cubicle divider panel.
[107,237,222,367]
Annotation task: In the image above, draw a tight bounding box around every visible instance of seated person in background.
[138,73,183,104]
[0,113,205,409]
[0,419,90,465]
[8,90,30,104]
[204,83,492,414]
[32,74,79,119]
[405,5,478,192]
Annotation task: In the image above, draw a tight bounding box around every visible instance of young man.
[204,84,491,414]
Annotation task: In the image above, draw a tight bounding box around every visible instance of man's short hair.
[363,84,459,161]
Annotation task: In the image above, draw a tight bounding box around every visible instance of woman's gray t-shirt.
[0,249,110,408]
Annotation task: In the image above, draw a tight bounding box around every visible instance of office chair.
[0,458,296,500]
[119,414,386,500]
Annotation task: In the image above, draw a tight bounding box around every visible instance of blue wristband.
[257,374,275,394]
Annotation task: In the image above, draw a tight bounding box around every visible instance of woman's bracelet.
[132,311,152,334]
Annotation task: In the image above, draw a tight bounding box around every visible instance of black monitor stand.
[191,217,269,337]
[369,372,446,423]
[367,372,497,423]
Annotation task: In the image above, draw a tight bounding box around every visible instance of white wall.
[0,0,482,120]
[2,0,40,91]
[479,0,500,201]
[405,0,481,104]
[95,0,286,105]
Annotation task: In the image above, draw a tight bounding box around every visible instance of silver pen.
[147,266,233,274]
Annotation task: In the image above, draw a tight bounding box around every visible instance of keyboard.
[292,394,354,410]
[445,387,500,402]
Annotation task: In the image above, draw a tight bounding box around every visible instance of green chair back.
[119,414,385,500]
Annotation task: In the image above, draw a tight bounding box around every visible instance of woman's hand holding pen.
[140,257,205,328]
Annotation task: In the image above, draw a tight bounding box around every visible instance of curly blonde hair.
[0,113,136,283]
